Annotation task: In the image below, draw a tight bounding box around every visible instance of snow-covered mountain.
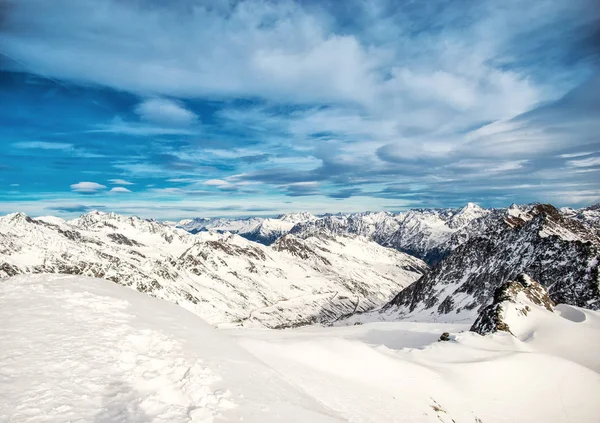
[470,273,556,336]
[289,204,489,263]
[177,204,490,264]
[378,203,600,323]
[0,211,426,328]
[382,203,490,263]
[178,216,264,235]
[177,214,318,245]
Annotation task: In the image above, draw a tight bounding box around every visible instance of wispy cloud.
[109,187,132,193]
[567,157,600,168]
[135,98,199,126]
[90,118,199,136]
[108,179,134,185]
[13,141,72,150]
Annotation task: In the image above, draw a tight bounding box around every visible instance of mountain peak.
[463,202,481,210]
[277,212,317,223]
[447,202,489,229]
[1,212,33,225]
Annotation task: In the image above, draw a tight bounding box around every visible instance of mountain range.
[0,210,425,328]
[1,202,598,328]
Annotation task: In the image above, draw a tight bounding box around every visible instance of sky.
[0,0,599,220]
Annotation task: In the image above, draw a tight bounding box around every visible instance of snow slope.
[233,315,600,423]
[0,274,343,423]
[2,274,599,422]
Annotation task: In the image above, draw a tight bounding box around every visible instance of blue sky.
[0,0,599,219]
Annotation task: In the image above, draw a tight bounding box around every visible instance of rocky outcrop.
[382,204,600,321]
[271,235,331,266]
[470,274,555,335]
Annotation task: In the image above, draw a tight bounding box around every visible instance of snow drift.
[2,274,599,422]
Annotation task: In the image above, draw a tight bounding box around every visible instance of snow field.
[2,274,599,422]
[0,275,342,422]
[232,316,600,423]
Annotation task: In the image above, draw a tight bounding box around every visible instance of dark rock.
[470,274,554,335]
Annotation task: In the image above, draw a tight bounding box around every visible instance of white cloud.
[108,179,134,185]
[203,179,230,187]
[135,98,198,126]
[70,181,107,194]
[567,157,600,168]
[90,118,198,136]
[13,141,73,150]
[558,152,594,158]
[0,0,559,120]
[110,187,132,193]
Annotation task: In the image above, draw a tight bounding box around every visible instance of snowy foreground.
[1,275,599,423]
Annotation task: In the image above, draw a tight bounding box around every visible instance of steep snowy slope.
[178,231,426,328]
[0,211,426,328]
[470,273,556,335]
[380,204,600,322]
[382,203,489,263]
[564,203,600,236]
[0,274,343,423]
[178,216,264,235]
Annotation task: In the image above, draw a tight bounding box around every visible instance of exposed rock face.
[290,206,490,265]
[0,211,426,328]
[382,204,600,321]
[470,274,555,335]
[271,234,332,266]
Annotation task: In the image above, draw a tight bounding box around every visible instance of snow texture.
[0,274,344,423]
[2,274,600,423]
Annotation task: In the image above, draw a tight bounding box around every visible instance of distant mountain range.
[0,210,425,328]
[176,203,490,264]
[1,202,598,327]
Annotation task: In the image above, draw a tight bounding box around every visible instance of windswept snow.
[0,274,342,423]
[1,274,599,422]
[234,317,600,423]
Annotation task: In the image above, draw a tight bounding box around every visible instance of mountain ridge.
[0,210,426,328]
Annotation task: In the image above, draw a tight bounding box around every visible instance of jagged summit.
[447,202,488,229]
[0,212,33,225]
